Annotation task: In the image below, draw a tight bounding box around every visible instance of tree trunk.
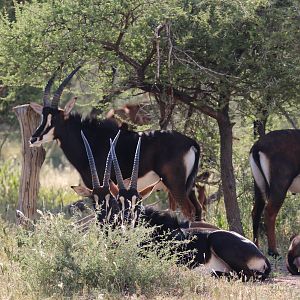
[13,104,46,224]
[253,107,268,139]
[155,89,175,130]
[217,112,244,235]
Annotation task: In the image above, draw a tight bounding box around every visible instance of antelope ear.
[139,178,162,200]
[109,180,119,198]
[71,185,92,197]
[64,97,77,117]
[30,102,43,115]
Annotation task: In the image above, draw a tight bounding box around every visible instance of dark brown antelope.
[29,67,201,219]
[250,129,300,257]
[108,137,271,280]
[286,234,300,275]
[71,131,121,225]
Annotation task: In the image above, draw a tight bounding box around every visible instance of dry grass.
[0,217,300,300]
[0,137,299,299]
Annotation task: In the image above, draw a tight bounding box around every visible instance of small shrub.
[15,214,187,297]
[0,158,20,220]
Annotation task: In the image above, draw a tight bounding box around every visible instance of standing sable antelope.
[29,67,201,219]
[286,234,300,275]
[103,136,271,280]
[250,130,300,257]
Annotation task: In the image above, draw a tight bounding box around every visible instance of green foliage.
[0,158,19,219]
[12,214,186,297]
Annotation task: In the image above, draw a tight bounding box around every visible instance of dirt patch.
[268,257,300,287]
[272,275,300,286]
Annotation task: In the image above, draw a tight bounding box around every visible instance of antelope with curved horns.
[249,129,300,257]
[29,68,202,220]
[108,138,271,280]
[286,234,300,275]
[71,130,121,224]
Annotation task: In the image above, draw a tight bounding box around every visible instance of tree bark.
[253,107,268,139]
[13,104,46,224]
[217,113,244,235]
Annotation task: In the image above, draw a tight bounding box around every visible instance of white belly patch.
[205,248,231,274]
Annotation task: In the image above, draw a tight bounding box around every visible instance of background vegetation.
[0,0,299,298]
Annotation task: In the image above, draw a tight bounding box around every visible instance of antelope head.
[110,137,162,226]
[29,66,81,147]
[71,130,120,224]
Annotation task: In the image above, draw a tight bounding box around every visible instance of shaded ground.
[273,275,300,287]
[269,257,300,287]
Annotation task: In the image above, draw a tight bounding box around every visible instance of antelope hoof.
[268,249,281,259]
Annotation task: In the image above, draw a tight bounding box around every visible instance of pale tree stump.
[13,104,45,225]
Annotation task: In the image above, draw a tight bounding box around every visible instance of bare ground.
[268,257,300,287]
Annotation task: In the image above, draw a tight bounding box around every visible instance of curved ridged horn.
[102,131,121,187]
[128,137,141,190]
[43,73,56,107]
[81,131,101,189]
[110,138,126,190]
[51,66,81,108]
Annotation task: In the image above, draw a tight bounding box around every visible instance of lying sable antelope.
[71,131,121,227]
[286,234,300,275]
[106,136,271,280]
[29,67,202,219]
[72,132,271,280]
[250,130,300,257]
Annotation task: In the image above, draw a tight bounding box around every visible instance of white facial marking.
[119,196,125,210]
[106,208,112,222]
[94,195,100,210]
[30,115,54,147]
[46,114,52,127]
[31,127,55,147]
[131,196,137,209]
[183,147,196,182]
[105,194,110,209]
[249,152,267,198]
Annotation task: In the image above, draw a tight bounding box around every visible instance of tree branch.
[137,82,220,120]
[102,41,142,70]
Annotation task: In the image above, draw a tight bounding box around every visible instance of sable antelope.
[29,67,201,219]
[286,234,300,275]
[106,103,151,126]
[71,131,121,225]
[250,130,300,256]
[108,137,271,280]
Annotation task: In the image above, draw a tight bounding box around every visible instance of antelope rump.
[250,129,300,256]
